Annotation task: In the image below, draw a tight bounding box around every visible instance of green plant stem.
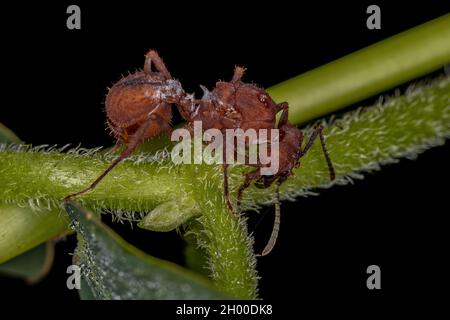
[268,14,450,124]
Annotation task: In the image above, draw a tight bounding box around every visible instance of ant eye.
[259,94,267,103]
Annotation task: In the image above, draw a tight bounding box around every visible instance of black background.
[0,0,449,308]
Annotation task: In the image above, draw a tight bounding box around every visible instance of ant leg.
[260,181,281,256]
[231,66,246,83]
[277,102,289,128]
[237,169,261,208]
[144,50,172,79]
[64,109,162,202]
[300,125,336,181]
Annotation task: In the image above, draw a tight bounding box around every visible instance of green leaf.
[64,200,227,299]
[0,242,54,284]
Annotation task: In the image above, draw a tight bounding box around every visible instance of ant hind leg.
[222,163,236,216]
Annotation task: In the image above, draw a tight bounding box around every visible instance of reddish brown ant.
[64,50,193,201]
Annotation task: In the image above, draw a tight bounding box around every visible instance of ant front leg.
[144,50,172,79]
[300,125,336,181]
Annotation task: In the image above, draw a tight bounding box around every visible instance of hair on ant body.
[64,50,335,256]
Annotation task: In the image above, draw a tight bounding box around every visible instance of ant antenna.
[300,125,336,181]
[260,182,281,256]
